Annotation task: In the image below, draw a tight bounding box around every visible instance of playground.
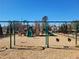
[0,19,79,59]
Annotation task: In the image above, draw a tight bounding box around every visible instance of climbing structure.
[27,26,33,37]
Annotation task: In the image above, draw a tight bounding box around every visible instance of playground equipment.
[68,38,71,42]
[27,26,33,37]
[56,38,59,42]
[55,38,71,42]
[0,20,78,49]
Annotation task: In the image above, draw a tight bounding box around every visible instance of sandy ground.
[0,48,79,59]
[0,33,79,59]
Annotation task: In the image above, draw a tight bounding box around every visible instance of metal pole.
[75,30,77,46]
[46,34,49,48]
[10,22,12,49]
[45,22,49,48]
[75,24,77,46]
[13,22,16,46]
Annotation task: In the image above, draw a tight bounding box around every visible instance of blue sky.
[0,0,79,21]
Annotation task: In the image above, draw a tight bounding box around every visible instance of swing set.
[0,21,78,49]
